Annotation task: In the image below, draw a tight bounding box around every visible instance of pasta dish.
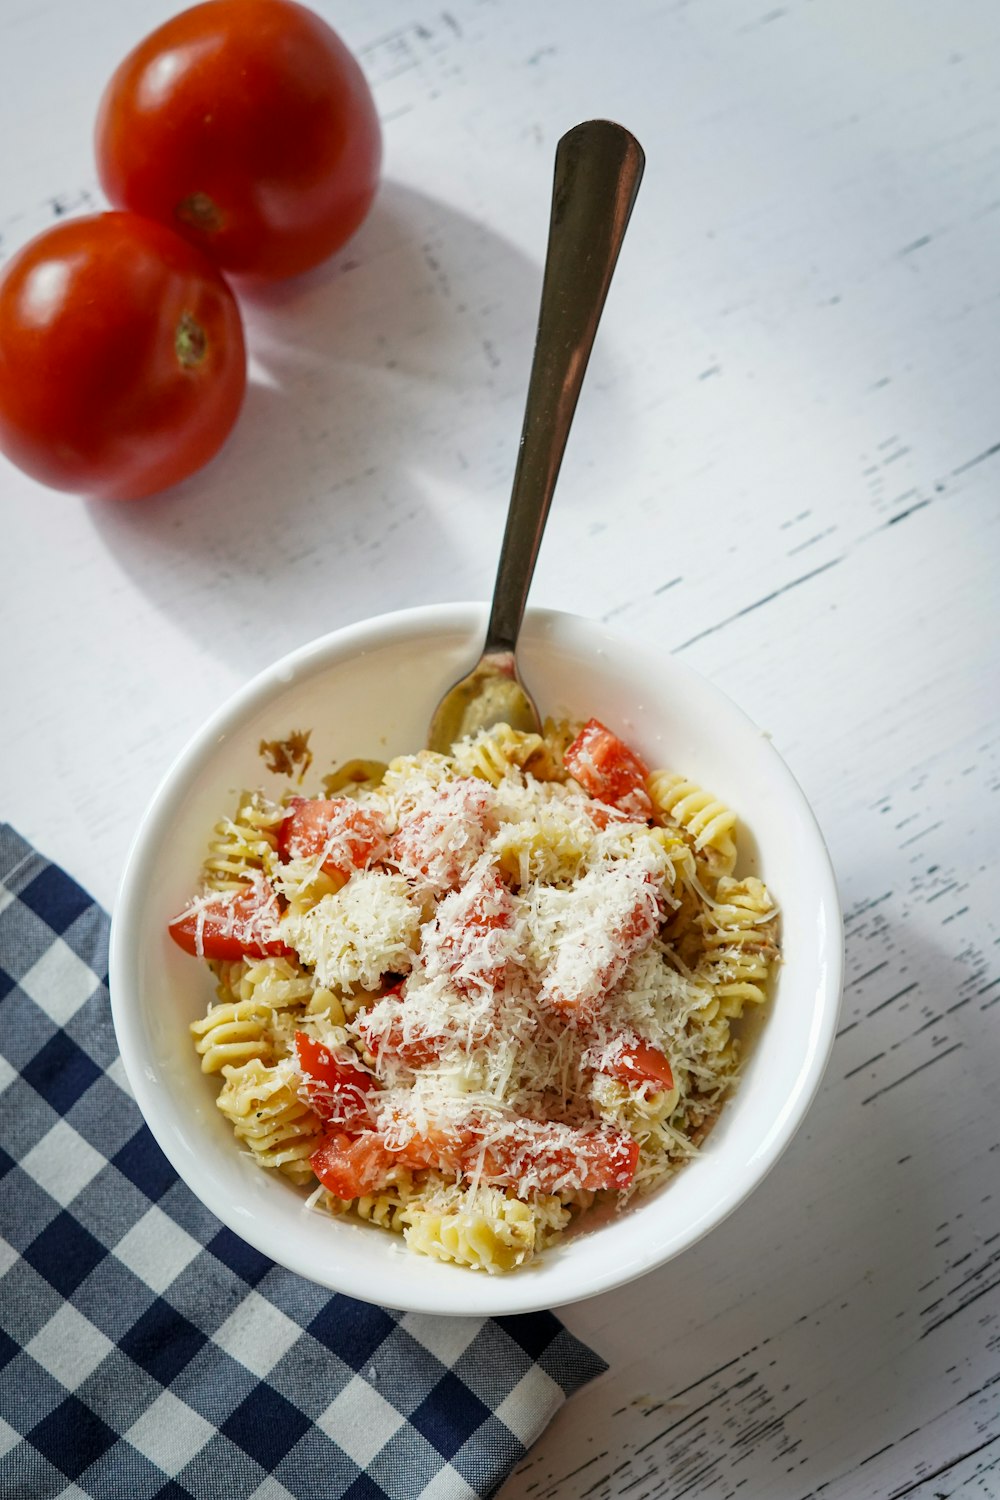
[167,718,780,1273]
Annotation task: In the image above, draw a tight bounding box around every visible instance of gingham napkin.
[0,825,606,1500]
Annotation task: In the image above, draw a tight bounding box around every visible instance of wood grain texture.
[1,1,998,1496]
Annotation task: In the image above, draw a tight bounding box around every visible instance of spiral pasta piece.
[238,956,316,1011]
[322,1169,417,1234]
[190,999,274,1073]
[647,771,737,877]
[698,877,779,1016]
[273,856,347,918]
[355,1192,411,1233]
[402,1188,543,1273]
[492,809,592,888]
[304,984,347,1025]
[540,716,582,768]
[216,1059,323,1184]
[211,960,247,1005]
[452,723,561,786]
[202,791,284,892]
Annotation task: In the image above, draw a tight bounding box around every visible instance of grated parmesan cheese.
[280,871,420,992]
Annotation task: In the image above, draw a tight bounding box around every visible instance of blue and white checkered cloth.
[0,825,606,1499]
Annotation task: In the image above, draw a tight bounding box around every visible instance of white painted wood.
[2,1,998,1494]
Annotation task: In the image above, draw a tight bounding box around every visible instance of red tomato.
[293,1032,376,1124]
[350,1118,639,1195]
[277,798,389,877]
[480,1123,639,1194]
[357,1006,444,1071]
[95,0,382,281]
[389,780,496,894]
[310,1130,394,1199]
[607,1039,675,1092]
[423,864,515,995]
[0,213,245,500]
[391,1124,472,1176]
[167,880,292,960]
[311,1116,639,1197]
[564,719,652,818]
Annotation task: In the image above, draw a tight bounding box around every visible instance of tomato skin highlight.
[95,0,382,281]
[0,212,245,499]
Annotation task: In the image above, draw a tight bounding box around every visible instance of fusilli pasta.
[202,791,283,892]
[647,771,737,878]
[171,718,781,1272]
[216,1058,324,1184]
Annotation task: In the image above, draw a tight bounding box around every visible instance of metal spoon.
[426,118,645,752]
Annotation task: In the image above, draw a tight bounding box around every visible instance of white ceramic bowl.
[110,604,842,1316]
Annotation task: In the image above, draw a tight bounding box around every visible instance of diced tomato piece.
[389,1123,474,1175]
[607,1039,674,1092]
[293,1032,377,1125]
[356,999,447,1070]
[277,797,389,877]
[389,779,496,894]
[597,880,661,990]
[421,863,515,994]
[478,1121,639,1194]
[310,1131,396,1199]
[378,1117,638,1194]
[167,880,293,961]
[314,1113,638,1197]
[563,719,652,818]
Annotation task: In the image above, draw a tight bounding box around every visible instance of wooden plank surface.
[1,2,998,1496]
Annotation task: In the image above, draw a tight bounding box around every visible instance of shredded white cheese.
[280,871,420,991]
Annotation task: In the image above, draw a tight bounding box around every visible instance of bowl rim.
[109,602,843,1314]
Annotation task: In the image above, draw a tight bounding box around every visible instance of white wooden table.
[3,1,999,1495]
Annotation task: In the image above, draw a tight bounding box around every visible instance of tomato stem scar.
[176,192,223,234]
[175,312,207,368]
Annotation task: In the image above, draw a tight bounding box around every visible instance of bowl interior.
[111,605,841,1315]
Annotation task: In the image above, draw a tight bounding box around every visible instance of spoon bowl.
[426,647,540,749]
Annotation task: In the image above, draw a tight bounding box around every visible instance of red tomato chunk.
[421,863,515,994]
[388,779,496,894]
[277,798,389,877]
[310,1131,395,1199]
[311,1117,640,1199]
[356,1003,448,1070]
[541,873,662,1020]
[167,880,292,960]
[293,1032,376,1126]
[563,719,652,818]
[607,1038,675,1092]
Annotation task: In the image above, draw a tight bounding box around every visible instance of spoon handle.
[483,119,645,659]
